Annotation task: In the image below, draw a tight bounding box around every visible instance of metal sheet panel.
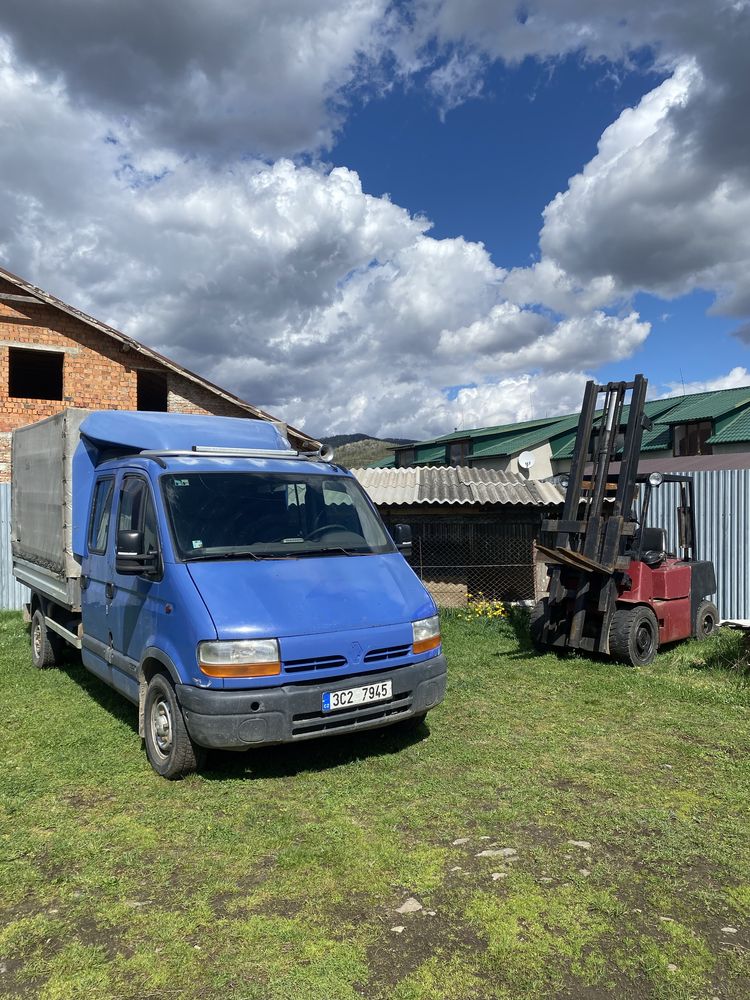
[0,484,30,611]
[643,468,750,621]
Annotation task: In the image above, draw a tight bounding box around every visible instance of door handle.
[105,582,115,601]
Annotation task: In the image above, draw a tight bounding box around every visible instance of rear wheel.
[609,605,659,666]
[694,599,719,640]
[143,673,203,779]
[30,608,63,669]
[529,597,549,651]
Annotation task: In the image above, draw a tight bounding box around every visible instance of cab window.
[118,477,161,567]
[88,477,114,554]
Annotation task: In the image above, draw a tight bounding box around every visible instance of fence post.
[532,541,548,603]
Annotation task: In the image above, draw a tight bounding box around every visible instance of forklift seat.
[634,526,667,566]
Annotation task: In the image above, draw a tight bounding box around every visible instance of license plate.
[322,680,392,713]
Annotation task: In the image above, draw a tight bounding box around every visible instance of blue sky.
[0,1,748,437]
[331,52,744,404]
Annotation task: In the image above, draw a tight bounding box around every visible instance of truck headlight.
[412,615,441,655]
[198,639,281,678]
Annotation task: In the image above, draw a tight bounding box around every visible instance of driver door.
[108,475,165,701]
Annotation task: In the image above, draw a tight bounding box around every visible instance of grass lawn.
[1,609,750,1000]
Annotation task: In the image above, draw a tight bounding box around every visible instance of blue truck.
[11,410,447,777]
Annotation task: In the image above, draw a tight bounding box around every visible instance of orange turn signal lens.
[199,660,281,678]
[412,635,441,655]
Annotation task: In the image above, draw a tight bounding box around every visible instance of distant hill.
[322,433,415,449]
[324,436,407,469]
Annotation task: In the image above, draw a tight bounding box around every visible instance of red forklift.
[530,375,718,666]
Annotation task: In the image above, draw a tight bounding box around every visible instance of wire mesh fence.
[380,513,540,607]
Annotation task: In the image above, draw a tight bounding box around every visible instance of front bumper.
[176,653,447,750]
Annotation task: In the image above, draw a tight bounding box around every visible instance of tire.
[143,673,203,779]
[609,605,659,667]
[30,608,63,669]
[529,597,549,651]
[694,599,719,640]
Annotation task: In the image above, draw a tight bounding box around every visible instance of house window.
[137,370,168,411]
[8,347,63,400]
[396,448,416,468]
[448,440,469,466]
[673,421,713,457]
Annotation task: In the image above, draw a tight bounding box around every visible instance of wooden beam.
[0,292,45,304]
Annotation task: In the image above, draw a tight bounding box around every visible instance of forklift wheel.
[694,600,719,640]
[528,597,549,651]
[609,606,659,667]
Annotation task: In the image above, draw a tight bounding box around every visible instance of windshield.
[161,471,395,560]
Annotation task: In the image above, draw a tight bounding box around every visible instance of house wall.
[468,443,554,479]
[0,283,254,481]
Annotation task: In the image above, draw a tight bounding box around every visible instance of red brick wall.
[0,279,255,481]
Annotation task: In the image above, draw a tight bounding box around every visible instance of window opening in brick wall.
[137,370,168,411]
[8,347,63,400]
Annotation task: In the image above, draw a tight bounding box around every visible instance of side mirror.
[116,529,158,575]
[392,523,413,557]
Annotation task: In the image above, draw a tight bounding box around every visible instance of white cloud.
[661,366,750,398]
[0,1,390,158]
[401,1,750,322]
[2,2,748,439]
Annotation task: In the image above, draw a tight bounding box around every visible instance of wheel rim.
[150,697,173,758]
[701,613,715,637]
[32,620,42,660]
[635,621,654,660]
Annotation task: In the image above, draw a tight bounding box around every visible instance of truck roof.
[80,410,292,454]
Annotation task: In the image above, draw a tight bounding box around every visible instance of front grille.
[284,654,347,674]
[364,643,411,664]
[291,690,413,737]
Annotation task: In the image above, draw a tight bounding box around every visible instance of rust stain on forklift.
[531,375,718,666]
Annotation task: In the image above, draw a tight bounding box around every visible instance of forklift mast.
[538,376,649,653]
[541,376,648,572]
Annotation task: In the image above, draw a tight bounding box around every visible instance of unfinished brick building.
[0,266,315,480]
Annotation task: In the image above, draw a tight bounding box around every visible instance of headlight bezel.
[197,638,281,678]
[412,614,441,655]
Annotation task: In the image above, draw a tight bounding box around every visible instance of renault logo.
[350,641,363,664]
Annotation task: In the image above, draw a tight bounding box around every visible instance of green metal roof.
[386,383,750,468]
[659,386,750,425]
[413,445,450,464]
[709,407,750,444]
[470,413,581,459]
[395,413,566,451]
[368,454,396,468]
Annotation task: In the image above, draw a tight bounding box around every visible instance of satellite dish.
[517,450,536,470]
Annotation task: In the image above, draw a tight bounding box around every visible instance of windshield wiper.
[295,546,370,557]
[186,550,268,562]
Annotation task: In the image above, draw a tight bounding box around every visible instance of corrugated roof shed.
[351,466,564,506]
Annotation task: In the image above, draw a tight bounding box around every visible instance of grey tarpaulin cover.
[11,409,88,580]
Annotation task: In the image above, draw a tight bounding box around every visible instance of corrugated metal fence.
[0,484,28,611]
[643,468,750,621]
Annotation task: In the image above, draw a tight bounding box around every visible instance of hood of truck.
[187,552,436,639]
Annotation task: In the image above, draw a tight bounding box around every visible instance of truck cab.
[14,411,447,777]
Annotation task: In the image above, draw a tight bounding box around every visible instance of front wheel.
[30,608,63,669]
[144,674,203,779]
[694,600,719,640]
[609,605,659,666]
[528,597,549,651]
